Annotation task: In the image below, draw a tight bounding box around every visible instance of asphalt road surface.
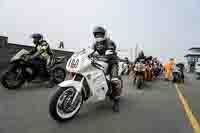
[0,74,199,133]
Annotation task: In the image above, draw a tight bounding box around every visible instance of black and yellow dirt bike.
[1,49,66,89]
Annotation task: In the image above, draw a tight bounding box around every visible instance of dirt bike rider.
[171,62,180,82]
[134,51,145,64]
[172,62,184,83]
[90,26,122,112]
[27,33,54,86]
[132,51,146,81]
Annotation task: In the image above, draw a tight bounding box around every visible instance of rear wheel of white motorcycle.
[49,87,83,122]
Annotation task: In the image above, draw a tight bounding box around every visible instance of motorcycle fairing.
[66,48,109,101]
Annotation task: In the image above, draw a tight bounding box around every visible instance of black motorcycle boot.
[112,98,120,112]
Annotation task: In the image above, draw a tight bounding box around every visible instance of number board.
[68,58,79,68]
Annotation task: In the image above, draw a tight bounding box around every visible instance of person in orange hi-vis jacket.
[164,58,176,81]
[164,63,171,81]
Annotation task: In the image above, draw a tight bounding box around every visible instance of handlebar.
[88,55,105,70]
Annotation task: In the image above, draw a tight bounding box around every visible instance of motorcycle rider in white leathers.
[91,26,122,112]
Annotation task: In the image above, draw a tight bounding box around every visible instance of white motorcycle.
[49,48,122,122]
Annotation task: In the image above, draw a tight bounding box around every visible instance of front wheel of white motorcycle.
[49,87,83,122]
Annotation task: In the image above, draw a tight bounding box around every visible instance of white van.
[195,61,200,76]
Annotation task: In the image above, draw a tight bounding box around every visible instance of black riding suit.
[29,40,53,76]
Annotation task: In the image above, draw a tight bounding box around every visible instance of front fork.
[71,75,84,105]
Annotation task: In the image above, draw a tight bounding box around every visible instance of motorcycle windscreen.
[10,49,29,62]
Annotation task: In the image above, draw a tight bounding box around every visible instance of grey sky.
[0,0,200,62]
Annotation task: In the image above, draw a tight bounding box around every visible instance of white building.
[185,47,200,72]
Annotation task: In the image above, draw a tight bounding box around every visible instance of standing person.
[176,63,185,83]
[58,41,64,48]
[164,63,171,81]
[91,26,122,112]
[164,58,174,81]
